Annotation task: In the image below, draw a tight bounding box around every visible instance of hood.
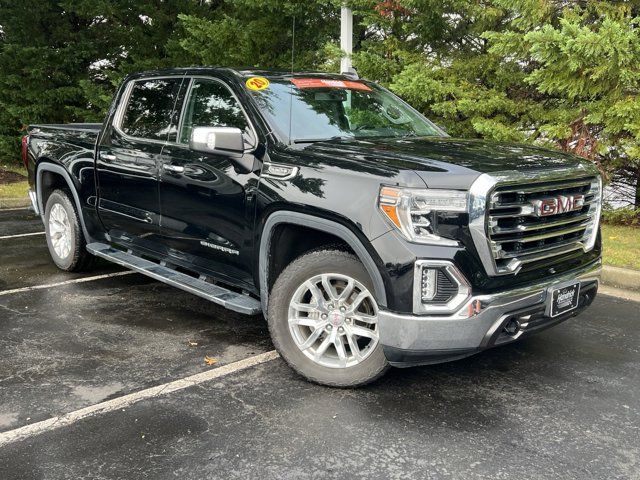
[301,136,594,189]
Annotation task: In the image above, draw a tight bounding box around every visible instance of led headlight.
[583,175,602,251]
[378,186,468,246]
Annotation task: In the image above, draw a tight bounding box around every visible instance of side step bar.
[86,242,261,315]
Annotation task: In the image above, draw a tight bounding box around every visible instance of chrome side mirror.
[189,127,244,154]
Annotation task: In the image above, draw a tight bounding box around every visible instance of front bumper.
[379,259,601,366]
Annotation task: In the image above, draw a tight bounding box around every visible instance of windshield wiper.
[293,135,352,144]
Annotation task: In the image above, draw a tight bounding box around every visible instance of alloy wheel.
[287,273,379,369]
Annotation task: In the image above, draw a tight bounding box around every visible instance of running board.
[86,242,261,315]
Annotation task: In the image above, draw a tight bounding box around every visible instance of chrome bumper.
[378,260,601,363]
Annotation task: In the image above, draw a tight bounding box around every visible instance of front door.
[158,77,259,289]
[96,76,185,246]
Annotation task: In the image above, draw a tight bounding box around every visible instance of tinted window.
[179,79,249,144]
[120,78,182,141]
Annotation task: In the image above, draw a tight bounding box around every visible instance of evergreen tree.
[349,0,640,207]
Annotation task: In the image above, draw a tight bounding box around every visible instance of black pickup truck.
[24,67,602,386]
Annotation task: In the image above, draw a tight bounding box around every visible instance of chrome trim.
[378,259,601,352]
[490,212,592,234]
[28,190,40,215]
[262,163,299,181]
[413,260,470,314]
[468,166,602,276]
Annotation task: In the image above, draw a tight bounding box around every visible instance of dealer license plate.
[549,282,580,317]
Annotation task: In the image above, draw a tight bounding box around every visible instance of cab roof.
[127,66,358,82]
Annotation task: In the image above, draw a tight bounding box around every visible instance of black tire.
[268,249,389,387]
[44,189,95,272]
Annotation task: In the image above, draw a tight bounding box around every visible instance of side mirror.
[189,127,244,155]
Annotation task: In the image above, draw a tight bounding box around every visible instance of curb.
[602,265,640,292]
[0,196,30,209]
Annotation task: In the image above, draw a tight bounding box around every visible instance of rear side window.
[179,79,250,144]
[120,78,182,141]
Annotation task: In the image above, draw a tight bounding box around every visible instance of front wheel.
[44,189,94,272]
[268,249,389,387]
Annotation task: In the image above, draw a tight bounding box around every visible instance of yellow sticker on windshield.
[246,77,270,91]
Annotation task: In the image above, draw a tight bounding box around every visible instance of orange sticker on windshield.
[246,77,270,91]
[291,78,372,91]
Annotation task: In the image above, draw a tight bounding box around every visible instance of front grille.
[487,177,600,273]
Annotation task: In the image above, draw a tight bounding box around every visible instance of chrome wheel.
[288,273,379,369]
[48,203,72,259]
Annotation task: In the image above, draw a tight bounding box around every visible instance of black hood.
[301,136,594,189]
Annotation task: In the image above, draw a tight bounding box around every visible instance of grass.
[0,163,29,204]
[601,224,640,271]
[0,180,29,199]
[1,163,27,176]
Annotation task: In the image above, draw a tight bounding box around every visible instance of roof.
[126,66,357,82]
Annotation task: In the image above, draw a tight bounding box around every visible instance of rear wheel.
[268,249,389,387]
[44,189,94,272]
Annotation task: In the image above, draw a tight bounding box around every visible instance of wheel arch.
[36,161,92,243]
[258,211,387,313]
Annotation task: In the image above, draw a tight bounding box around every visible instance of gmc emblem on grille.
[531,195,585,217]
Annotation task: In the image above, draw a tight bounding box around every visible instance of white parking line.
[0,271,136,297]
[0,207,32,212]
[0,350,279,447]
[0,231,45,240]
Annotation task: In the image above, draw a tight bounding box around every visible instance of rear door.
[96,75,186,245]
[157,76,260,289]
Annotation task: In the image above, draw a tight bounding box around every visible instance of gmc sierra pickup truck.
[24,67,602,387]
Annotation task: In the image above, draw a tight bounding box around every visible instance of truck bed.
[28,123,102,132]
[27,123,101,151]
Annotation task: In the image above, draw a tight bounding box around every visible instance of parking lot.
[0,207,638,479]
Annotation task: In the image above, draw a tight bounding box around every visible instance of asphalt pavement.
[0,208,638,480]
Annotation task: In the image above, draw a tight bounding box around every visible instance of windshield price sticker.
[291,78,372,91]
[246,77,270,91]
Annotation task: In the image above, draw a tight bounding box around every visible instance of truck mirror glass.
[189,127,245,154]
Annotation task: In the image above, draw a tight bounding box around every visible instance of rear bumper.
[378,259,601,367]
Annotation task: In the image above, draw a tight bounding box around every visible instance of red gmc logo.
[531,195,585,217]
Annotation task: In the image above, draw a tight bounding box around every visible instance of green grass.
[0,180,29,199]
[0,164,28,201]
[1,163,27,176]
[602,224,640,271]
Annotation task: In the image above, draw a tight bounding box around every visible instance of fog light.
[421,268,437,302]
[413,260,471,314]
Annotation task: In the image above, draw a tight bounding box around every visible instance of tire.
[44,189,94,272]
[268,249,389,387]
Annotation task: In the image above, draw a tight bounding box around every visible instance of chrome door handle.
[100,153,117,161]
[163,164,185,174]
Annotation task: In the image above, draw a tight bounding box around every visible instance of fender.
[259,211,388,313]
[36,162,92,243]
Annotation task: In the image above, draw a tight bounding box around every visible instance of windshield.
[247,77,444,143]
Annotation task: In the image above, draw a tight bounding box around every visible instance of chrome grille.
[487,176,600,273]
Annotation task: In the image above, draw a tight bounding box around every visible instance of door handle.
[100,153,117,162]
[163,164,185,174]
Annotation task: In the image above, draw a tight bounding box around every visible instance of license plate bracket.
[549,282,580,317]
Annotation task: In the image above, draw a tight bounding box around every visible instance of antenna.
[291,15,296,75]
[288,15,295,144]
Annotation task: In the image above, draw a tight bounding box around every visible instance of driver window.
[179,79,250,144]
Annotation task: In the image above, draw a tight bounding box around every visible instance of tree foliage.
[1,0,639,206]
[349,0,640,206]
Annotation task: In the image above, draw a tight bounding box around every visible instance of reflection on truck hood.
[302,136,590,189]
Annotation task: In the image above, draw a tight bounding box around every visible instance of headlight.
[378,186,468,246]
[583,176,602,251]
